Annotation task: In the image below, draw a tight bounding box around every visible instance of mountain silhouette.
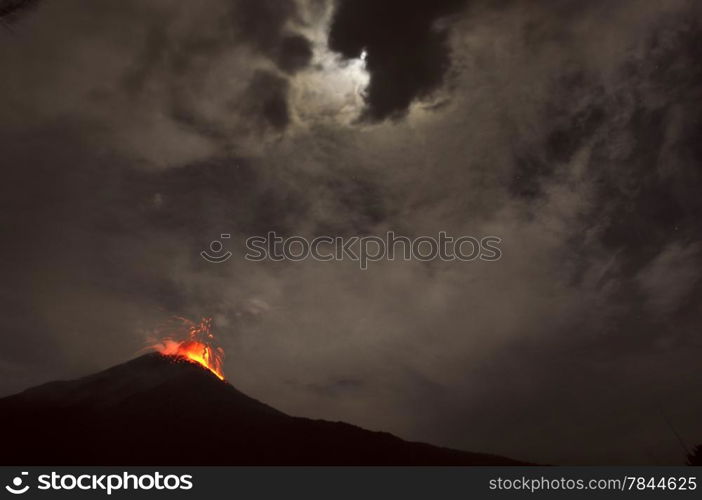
[0,353,526,465]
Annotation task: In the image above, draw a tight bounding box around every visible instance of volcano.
[0,354,525,465]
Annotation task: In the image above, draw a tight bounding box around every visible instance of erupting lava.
[150,317,225,380]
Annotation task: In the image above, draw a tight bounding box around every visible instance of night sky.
[1,0,701,465]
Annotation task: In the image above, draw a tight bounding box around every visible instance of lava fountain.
[149,317,225,380]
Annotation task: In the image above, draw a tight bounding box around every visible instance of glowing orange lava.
[150,317,225,380]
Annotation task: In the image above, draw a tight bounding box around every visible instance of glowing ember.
[150,317,225,380]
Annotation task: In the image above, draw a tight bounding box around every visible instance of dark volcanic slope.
[0,354,525,465]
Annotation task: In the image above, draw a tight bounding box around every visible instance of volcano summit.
[0,353,525,465]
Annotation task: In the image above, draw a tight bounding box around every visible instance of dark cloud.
[329,0,467,121]
[0,0,41,24]
[117,0,313,139]
[231,0,313,74]
[243,71,291,131]
[234,0,299,55]
[275,34,314,74]
[510,15,702,281]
